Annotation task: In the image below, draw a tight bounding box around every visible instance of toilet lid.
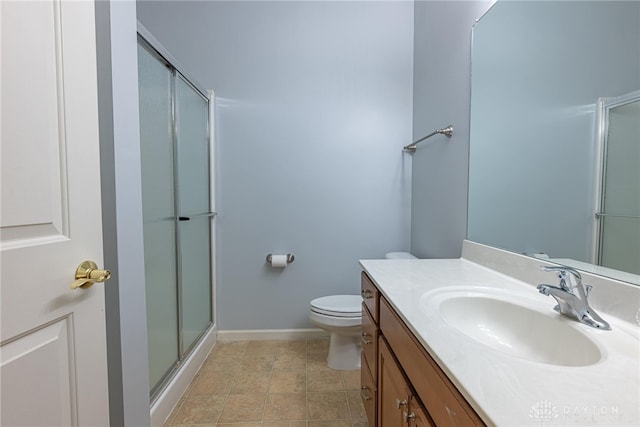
[310,295,362,318]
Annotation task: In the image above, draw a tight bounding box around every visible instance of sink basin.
[422,288,602,367]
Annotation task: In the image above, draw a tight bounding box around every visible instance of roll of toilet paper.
[270,254,289,268]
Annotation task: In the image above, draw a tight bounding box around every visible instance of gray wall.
[410,1,493,258]
[137,1,414,330]
[96,0,150,425]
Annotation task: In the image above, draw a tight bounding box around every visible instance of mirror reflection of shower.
[467,0,640,285]
[595,91,640,275]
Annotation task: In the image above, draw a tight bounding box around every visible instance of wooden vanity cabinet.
[409,396,437,427]
[361,271,379,320]
[361,272,380,427]
[361,300,378,377]
[378,336,408,427]
[380,297,484,427]
[408,395,434,427]
[361,352,377,425]
[379,337,434,427]
[360,270,486,427]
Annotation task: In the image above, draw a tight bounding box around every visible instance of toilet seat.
[310,295,362,318]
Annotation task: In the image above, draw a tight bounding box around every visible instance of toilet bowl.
[309,295,362,370]
[309,253,416,370]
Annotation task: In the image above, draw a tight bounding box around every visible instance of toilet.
[309,294,362,370]
[309,251,417,370]
[384,251,418,260]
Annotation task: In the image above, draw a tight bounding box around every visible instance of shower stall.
[137,30,215,400]
[595,90,640,275]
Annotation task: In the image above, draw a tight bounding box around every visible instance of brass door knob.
[71,260,111,290]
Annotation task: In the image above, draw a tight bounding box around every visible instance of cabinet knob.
[361,332,372,345]
[361,289,373,299]
[396,398,407,409]
[360,386,372,401]
[403,411,416,423]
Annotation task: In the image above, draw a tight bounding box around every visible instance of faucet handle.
[541,265,584,291]
[585,284,592,297]
[541,265,582,280]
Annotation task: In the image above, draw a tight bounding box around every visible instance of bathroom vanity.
[359,241,640,427]
[361,271,483,427]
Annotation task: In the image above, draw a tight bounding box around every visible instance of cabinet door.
[379,337,410,427]
[380,297,484,426]
[362,303,378,379]
[361,352,377,427]
[408,396,435,427]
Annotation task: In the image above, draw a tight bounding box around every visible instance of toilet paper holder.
[266,253,295,264]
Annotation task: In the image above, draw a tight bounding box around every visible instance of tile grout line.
[222,341,253,425]
[217,343,246,425]
[259,344,277,424]
[305,336,310,427]
[342,371,351,425]
[304,337,309,427]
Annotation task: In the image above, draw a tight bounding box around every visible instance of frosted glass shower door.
[137,43,179,390]
[175,75,212,353]
[138,36,213,397]
[598,98,640,275]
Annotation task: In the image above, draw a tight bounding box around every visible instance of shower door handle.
[177,212,217,222]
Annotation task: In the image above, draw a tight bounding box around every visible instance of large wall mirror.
[468,0,640,285]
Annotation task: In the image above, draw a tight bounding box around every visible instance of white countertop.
[359,257,640,426]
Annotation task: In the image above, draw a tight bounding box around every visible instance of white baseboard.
[150,325,217,427]
[217,328,328,342]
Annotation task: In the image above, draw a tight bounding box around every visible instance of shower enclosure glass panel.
[137,43,179,390]
[179,219,212,351]
[598,97,640,274]
[138,38,213,397]
[175,75,212,353]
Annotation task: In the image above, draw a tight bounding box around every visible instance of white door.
[1,1,110,426]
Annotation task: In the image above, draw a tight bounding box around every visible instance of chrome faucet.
[536,266,611,330]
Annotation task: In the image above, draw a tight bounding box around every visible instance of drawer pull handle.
[403,411,416,423]
[361,289,373,299]
[361,333,372,345]
[361,386,372,401]
[396,398,407,409]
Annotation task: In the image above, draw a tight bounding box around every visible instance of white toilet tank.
[385,252,417,259]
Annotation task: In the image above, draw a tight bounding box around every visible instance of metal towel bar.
[403,125,453,153]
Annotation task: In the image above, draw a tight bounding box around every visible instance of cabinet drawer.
[361,352,376,427]
[361,271,379,322]
[361,303,378,381]
[380,298,485,427]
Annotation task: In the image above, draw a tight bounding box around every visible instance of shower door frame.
[137,24,216,402]
[593,90,640,271]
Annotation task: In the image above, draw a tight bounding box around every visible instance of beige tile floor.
[164,338,368,427]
